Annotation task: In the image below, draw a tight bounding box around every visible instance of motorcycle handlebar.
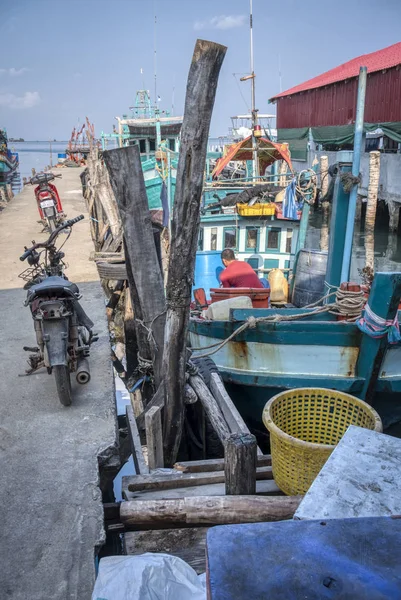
[19,214,85,261]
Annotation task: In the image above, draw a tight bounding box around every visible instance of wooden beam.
[189,374,230,443]
[103,146,166,387]
[224,433,257,495]
[209,372,262,456]
[126,404,149,474]
[174,455,271,474]
[124,528,208,574]
[136,384,164,431]
[126,466,272,492]
[162,40,227,466]
[122,479,282,501]
[120,495,301,528]
[145,405,164,470]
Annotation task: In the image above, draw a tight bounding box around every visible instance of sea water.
[10,140,69,180]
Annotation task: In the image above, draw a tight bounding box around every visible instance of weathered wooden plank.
[124,528,208,574]
[124,285,138,379]
[189,374,230,443]
[162,40,227,466]
[136,384,164,431]
[174,455,271,474]
[209,372,262,456]
[224,433,257,495]
[104,146,166,387]
[122,479,282,502]
[145,405,164,470]
[120,495,301,528]
[126,466,272,492]
[126,404,149,475]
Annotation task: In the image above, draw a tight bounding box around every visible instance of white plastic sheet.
[92,553,206,600]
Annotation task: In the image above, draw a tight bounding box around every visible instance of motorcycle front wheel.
[53,365,72,406]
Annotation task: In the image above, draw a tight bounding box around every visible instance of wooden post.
[104,146,166,388]
[124,285,138,380]
[388,201,400,233]
[320,155,329,197]
[224,433,257,495]
[145,405,164,470]
[162,40,227,466]
[356,272,401,402]
[365,151,380,270]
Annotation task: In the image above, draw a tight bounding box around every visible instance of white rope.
[191,288,366,358]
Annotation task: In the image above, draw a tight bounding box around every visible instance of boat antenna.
[241,0,258,178]
[249,0,258,178]
[154,6,158,109]
[278,53,282,93]
[172,73,175,116]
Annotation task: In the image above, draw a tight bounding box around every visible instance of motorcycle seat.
[27,276,80,300]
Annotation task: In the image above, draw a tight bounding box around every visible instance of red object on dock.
[336,282,366,321]
[210,287,270,308]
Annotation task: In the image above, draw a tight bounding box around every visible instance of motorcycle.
[30,172,65,233]
[19,215,97,406]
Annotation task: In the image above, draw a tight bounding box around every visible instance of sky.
[1,0,401,140]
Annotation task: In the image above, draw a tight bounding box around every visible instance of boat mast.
[249,0,259,179]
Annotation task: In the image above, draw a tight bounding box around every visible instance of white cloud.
[0,67,30,77]
[0,91,41,109]
[194,14,247,31]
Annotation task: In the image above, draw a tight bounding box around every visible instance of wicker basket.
[236,203,276,217]
[262,388,382,496]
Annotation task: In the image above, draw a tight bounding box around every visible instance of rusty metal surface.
[276,68,401,129]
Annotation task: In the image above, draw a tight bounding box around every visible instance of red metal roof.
[270,41,401,100]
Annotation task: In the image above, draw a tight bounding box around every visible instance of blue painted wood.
[190,319,361,347]
[221,370,365,392]
[231,308,338,321]
[356,272,401,401]
[324,157,352,300]
[341,67,367,282]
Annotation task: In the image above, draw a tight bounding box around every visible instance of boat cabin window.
[168,139,176,151]
[286,229,293,253]
[223,227,237,249]
[245,226,259,251]
[149,139,156,152]
[198,228,204,251]
[211,227,217,251]
[266,227,280,250]
[139,139,146,154]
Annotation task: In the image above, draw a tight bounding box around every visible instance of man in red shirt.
[219,248,264,288]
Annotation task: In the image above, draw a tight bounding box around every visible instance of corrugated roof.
[270,41,401,100]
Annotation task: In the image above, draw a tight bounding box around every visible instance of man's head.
[221,248,236,267]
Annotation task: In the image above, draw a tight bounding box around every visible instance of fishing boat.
[189,66,401,436]
[0,129,19,183]
[101,90,182,219]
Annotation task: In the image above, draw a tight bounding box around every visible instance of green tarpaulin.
[277,127,309,160]
[278,122,401,160]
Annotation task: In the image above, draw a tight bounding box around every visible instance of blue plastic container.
[194,251,223,299]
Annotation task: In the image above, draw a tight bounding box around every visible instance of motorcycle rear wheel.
[47,215,57,233]
[54,365,72,406]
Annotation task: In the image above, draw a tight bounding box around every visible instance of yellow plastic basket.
[237,203,276,217]
[262,388,382,496]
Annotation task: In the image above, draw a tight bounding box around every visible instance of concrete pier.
[0,169,118,599]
